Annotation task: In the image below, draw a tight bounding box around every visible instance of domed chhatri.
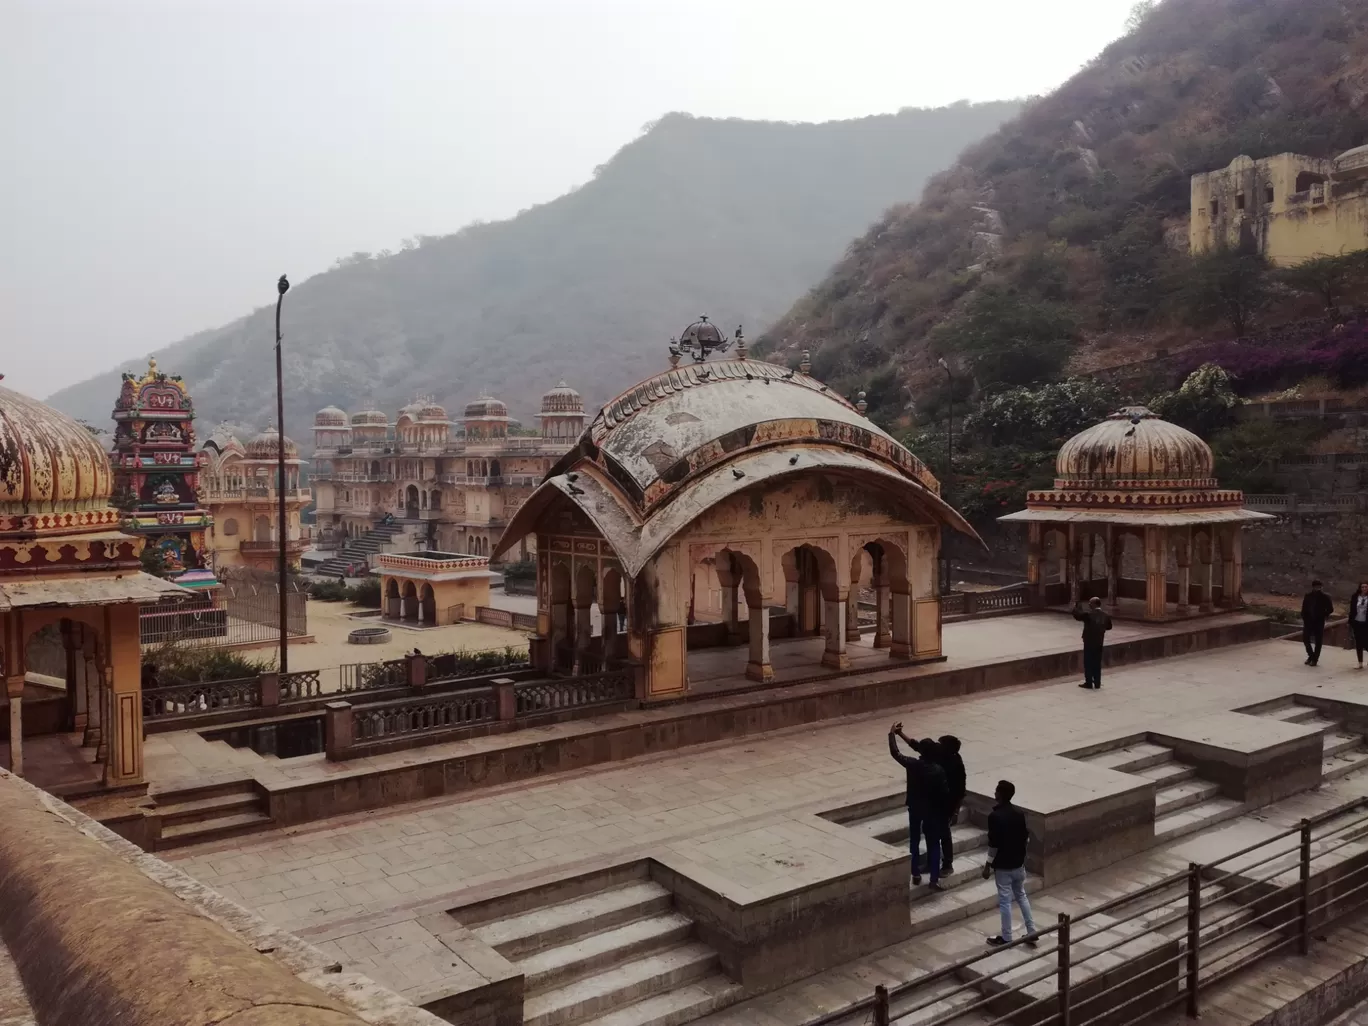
[1000,406,1272,622]
[350,408,389,428]
[314,406,348,427]
[0,382,113,515]
[464,394,509,420]
[245,427,299,460]
[540,381,584,415]
[1055,407,1214,489]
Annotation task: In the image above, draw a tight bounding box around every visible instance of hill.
[45,103,1021,437]
[759,0,1368,422]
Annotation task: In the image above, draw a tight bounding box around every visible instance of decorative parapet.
[376,551,492,575]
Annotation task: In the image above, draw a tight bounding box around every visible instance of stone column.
[873,580,891,649]
[720,583,741,642]
[1175,528,1192,616]
[799,579,820,636]
[83,653,102,749]
[1106,524,1120,611]
[890,587,912,659]
[1197,533,1214,613]
[71,628,88,734]
[95,672,110,768]
[1221,528,1244,608]
[573,600,593,673]
[821,593,849,669]
[745,599,773,682]
[1067,524,1080,607]
[1026,522,1043,606]
[1143,526,1168,621]
[5,676,22,777]
[845,593,861,642]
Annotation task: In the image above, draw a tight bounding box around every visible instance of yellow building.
[376,551,495,626]
[1,381,188,788]
[199,428,310,572]
[1189,144,1368,266]
[310,384,584,575]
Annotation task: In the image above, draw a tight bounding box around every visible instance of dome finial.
[799,350,811,375]
[857,390,868,415]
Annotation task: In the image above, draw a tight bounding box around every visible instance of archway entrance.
[420,583,437,624]
[385,578,401,619]
[401,581,419,622]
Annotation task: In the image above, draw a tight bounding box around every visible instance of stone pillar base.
[845,628,861,642]
[821,651,851,670]
[745,661,774,683]
[873,631,891,649]
[890,642,911,659]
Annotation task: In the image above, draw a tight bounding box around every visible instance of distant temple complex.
[1190,143,1368,265]
[109,358,214,584]
[199,427,310,572]
[310,383,585,568]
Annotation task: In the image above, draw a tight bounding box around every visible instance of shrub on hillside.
[1176,320,1368,394]
[963,377,1122,448]
[1148,363,1242,438]
[929,285,1079,388]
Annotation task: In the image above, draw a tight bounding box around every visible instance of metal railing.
[805,798,1368,1026]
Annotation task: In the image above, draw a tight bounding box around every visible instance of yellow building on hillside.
[1189,144,1368,266]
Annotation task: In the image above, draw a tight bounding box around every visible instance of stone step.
[1134,761,1197,786]
[853,810,987,854]
[1301,716,1342,734]
[1261,703,1322,724]
[1323,745,1368,782]
[574,973,742,1026]
[524,943,718,1026]
[889,979,990,1026]
[1324,732,1364,758]
[158,810,274,849]
[1197,924,1283,982]
[473,881,673,959]
[151,778,257,806]
[1155,779,1223,818]
[1084,742,1174,773]
[1155,796,1243,842]
[908,873,1044,936]
[521,913,695,996]
[156,790,262,828]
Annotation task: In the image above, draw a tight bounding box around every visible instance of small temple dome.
[540,381,584,415]
[203,426,244,456]
[418,401,448,422]
[0,382,114,513]
[245,427,299,460]
[1055,407,1215,487]
[350,408,389,428]
[464,394,509,420]
[314,406,348,427]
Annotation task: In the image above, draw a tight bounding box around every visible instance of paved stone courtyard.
[159,611,1367,1010]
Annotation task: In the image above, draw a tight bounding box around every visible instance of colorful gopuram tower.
[109,358,215,581]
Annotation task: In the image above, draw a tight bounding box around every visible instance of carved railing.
[512,611,538,631]
[142,676,261,718]
[514,669,633,717]
[339,658,408,693]
[352,688,497,741]
[280,669,321,701]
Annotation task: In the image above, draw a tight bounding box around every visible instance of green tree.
[1209,418,1315,493]
[1125,0,1157,33]
[1149,363,1242,439]
[930,285,1079,388]
[964,377,1122,448]
[1278,253,1368,310]
[1176,247,1272,337]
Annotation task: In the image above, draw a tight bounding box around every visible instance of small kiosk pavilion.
[999,407,1273,620]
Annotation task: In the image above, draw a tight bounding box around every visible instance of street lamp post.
[275,274,290,673]
[938,358,954,597]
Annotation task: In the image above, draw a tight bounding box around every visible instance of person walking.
[890,723,949,890]
[1073,596,1113,690]
[982,779,1037,948]
[1302,580,1334,667]
[1349,582,1368,668]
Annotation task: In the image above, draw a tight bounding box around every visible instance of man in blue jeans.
[982,779,1038,947]
[890,722,949,890]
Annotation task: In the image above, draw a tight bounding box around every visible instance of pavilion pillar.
[5,676,22,777]
[103,604,145,787]
[65,621,87,733]
[1026,522,1043,606]
[1067,524,1080,607]
[1220,527,1244,608]
[94,674,110,767]
[799,581,820,636]
[890,587,912,659]
[745,595,773,682]
[1197,533,1214,612]
[83,650,102,749]
[1106,524,1120,611]
[822,592,850,670]
[873,578,891,649]
[845,593,861,642]
[1143,526,1168,621]
[572,599,593,673]
[720,583,742,643]
[1175,528,1192,616]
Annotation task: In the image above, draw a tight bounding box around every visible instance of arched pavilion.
[999,407,1273,620]
[1,380,190,787]
[493,320,980,699]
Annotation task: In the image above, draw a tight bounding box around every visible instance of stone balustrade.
[376,552,490,573]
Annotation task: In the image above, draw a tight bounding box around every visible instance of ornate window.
[223,517,239,536]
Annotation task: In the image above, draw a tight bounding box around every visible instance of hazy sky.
[2,0,1138,398]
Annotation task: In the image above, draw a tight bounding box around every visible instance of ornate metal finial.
[735,325,747,360]
[799,350,811,375]
[673,314,731,364]
[857,390,868,415]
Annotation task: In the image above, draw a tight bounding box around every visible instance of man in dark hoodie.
[1073,596,1113,690]
[897,729,967,874]
[889,723,949,888]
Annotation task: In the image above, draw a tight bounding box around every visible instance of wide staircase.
[315,521,405,577]
[1242,698,1368,779]
[1072,739,1242,838]
[458,870,741,1026]
[153,780,272,850]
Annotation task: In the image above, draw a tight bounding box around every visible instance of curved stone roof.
[350,408,389,428]
[0,382,113,514]
[1055,407,1214,488]
[495,358,977,575]
[417,402,448,422]
[540,381,584,415]
[314,406,349,427]
[465,395,509,420]
[245,427,299,460]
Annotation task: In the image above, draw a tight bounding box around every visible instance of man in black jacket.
[896,729,967,874]
[982,779,1037,947]
[889,723,949,889]
[1073,597,1113,690]
[1302,580,1334,666]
